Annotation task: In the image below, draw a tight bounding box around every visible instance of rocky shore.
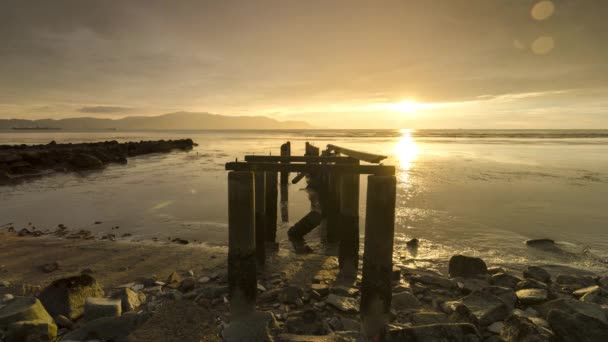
[0,139,196,184]
[1,230,608,341]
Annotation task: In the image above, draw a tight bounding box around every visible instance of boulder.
[548,309,608,342]
[538,298,607,323]
[5,319,57,342]
[516,289,548,305]
[391,292,422,311]
[325,294,359,314]
[0,297,53,328]
[459,291,510,326]
[448,255,488,278]
[111,288,146,312]
[38,274,104,320]
[523,266,551,283]
[84,297,122,321]
[61,311,151,341]
[285,309,329,335]
[491,273,522,289]
[385,322,480,341]
[223,311,277,342]
[480,286,517,311]
[501,314,554,342]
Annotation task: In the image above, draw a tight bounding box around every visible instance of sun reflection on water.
[395,129,418,184]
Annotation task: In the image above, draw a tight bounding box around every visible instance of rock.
[310,284,330,297]
[448,255,488,278]
[481,286,517,311]
[454,277,490,294]
[0,297,53,328]
[487,321,504,334]
[0,280,10,288]
[516,279,548,290]
[132,283,145,291]
[525,239,555,247]
[61,311,150,341]
[5,319,57,342]
[330,286,358,298]
[391,291,421,311]
[523,266,551,283]
[180,277,197,292]
[325,294,359,314]
[54,314,74,329]
[491,273,522,289]
[280,286,304,305]
[406,238,419,248]
[539,298,607,323]
[556,274,596,289]
[40,261,60,273]
[487,267,505,275]
[501,314,554,342]
[223,311,277,342]
[516,289,548,305]
[386,322,481,341]
[573,285,601,298]
[38,274,104,320]
[68,152,104,170]
[198,277,211,284]
[285,309,329,335]
[112,288,146,312]
[392,267,401,282]
[166,271,182,285]
[548,309,608,342]
[2,294,14,303]
[84,297,122,321]
[580,287,608,305]
[459,291,510,326]
[411,311,449,325]
[410,274,457,289]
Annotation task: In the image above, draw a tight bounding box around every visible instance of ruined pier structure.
[225,143,397,337]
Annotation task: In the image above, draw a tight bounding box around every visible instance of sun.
[388,100,418,113]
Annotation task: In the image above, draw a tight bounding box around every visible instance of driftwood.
[327,144,387,164]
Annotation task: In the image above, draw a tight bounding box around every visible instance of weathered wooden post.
[254,172,266,265]
[265,171,278,247]
[360,175,396,338]
[280,142,291,186]
[228,171,257,318]
[338,173,359,280]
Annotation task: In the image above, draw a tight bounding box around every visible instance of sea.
[1,129,607,274]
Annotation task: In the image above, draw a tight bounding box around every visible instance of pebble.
[187,270,195,277]
[131,284,145,291]
[0,280,10,287]
[257,283,267,292]
[198,277,211,284]
[1,293,14,303]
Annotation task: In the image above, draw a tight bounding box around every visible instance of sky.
[0,0,607,128]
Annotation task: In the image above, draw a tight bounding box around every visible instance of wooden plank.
[244,155,358,164]
[225,162,395,175]
[327,144,387,164]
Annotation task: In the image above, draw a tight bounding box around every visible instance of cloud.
[78,106,133,114]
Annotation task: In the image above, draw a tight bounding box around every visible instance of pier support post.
[280,142,291,186]
[325,172,342,243]
[228,171,257,318]
[338,173,359,280]
[254,172,266,265]
[265,172,278,247]
[360,175,396,338]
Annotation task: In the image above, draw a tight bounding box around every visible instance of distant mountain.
[0,112,312,130]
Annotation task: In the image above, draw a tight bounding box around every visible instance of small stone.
[516,289,548,305]
[448,255,488,278]
[487,321,504,334]
[116,282,136,289]
[198,277,210,284]
[257,283,267,292]
[491,273,521,289]
[111,288,146,312]
[2,294,14,303]
[131,284,145,291]
[166,271,182,285]
[180,277,197,292]
[330,285,358,297]
[523,266,551,283]
[487,267,505,275]
[406,238,419,248]
[84,297,122,321]
[187,270,195,277]
[325,294,359,314]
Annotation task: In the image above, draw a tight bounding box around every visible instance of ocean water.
[1,129,608,273]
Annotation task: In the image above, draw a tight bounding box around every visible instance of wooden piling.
[254,172,266,265]
[338,173,359,280]
[280,142,291,185]
[360,175,396,338]
[325,172,342,243]
[228,171,257,318]
[264,171,278,245]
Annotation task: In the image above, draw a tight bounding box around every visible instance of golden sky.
[1,0,607,128]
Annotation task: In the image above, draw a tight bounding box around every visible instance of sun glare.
[389,100,419,113]
[395,129,418,183]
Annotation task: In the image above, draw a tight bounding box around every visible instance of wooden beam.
[225,162,395,175]
[244,155,359,164]
[327,144,387,164]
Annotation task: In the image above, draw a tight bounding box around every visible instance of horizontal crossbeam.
[225,162,395,175]
[244,155,359,164]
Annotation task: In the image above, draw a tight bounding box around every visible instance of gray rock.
[411,311,449,325]
[481,286,517,311]
[539,298,607,323]
[410,274,457,289]
[285,309,329,335]
[111,287,146,312]
[449,255,488,278]
[516,279,548,290]
[0,280,10,288]
[486,321,504,334]
[548,309,608,342]
[5,319,57,342]
[556,274,596,290]
[491,273,522,289]
[1,294,14,303]
[459,291,510,326]
[84,297,122,321]
[523,266,551,284]
[180,277,197,292]
[38,274,104,320]
[516,289,548,305]
[0,297,54,328]
[386,322,481,341]
[391,291,422,311]
[325,294,359,314]
[501,314,554,342]
[454,277,490,294]
[61,311,150,341]
[223,311,277,342]
[525,239,555,247]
